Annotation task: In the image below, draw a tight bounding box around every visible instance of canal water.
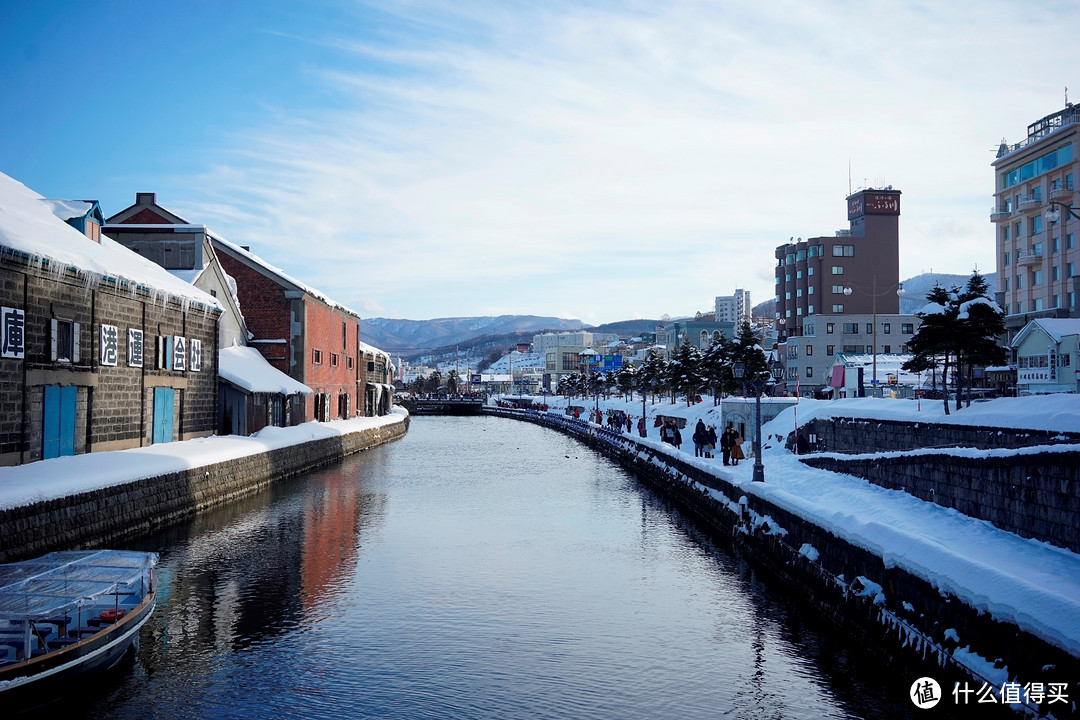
[46,416,927,719]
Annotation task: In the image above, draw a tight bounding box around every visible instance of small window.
[342,321,348,350]
[331,353,339,367]
[902,323,914,334]
[831,266,844,275]
[313,349,323,365]
[805,367,813,378]
[806,345,813,356]
[832,304,845,313]
[883,323,891,334]
[51,319,80,363]
[826,345,834,355]
[826,323,834,334]
[866,323,873,334]
[883,345,891,353]
[843,323,858,334]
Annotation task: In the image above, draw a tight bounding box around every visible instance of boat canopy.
[0,550,157,620]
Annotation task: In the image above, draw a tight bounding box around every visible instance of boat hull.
[0,591,155,697]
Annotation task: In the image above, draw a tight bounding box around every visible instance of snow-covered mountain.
[899,272,998,313]
[359,315,587,354]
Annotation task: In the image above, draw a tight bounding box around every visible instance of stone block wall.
[800,416,1080,455]
[800,450,1080,553]
[0,416,408,563]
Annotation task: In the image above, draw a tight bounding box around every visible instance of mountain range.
[369,272,996,360]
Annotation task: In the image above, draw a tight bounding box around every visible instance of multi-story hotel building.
[991,102,1080,340]
[714,289,751,324]
[774,188,919,395]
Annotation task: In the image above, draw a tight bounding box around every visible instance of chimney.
[136,192,156,206]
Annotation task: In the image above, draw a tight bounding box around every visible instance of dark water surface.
[46,416,926,719]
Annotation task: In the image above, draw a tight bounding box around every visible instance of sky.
[1,1,1077,326]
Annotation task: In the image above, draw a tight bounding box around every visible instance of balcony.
[990,206,1011,223]
[1050,179,1074,203]
[1017,193,1043,211]
[1016,248,1044,267]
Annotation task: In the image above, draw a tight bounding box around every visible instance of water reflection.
[30,416,934,719]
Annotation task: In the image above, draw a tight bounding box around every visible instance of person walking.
[637,417,647,438]
[720,425,734,465]
[706,425,718,458]
[692,419,707,458]
[672,422,683,450]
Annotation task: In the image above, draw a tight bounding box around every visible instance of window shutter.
[50,319,58,361]
[72,323,80,363]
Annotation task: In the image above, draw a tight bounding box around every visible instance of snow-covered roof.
[1011,318,1080,347]
[42,198,97,222]
[358,340,390,362]
[218,345,311,395]
[0,173,220,310]
[212,234,359,318]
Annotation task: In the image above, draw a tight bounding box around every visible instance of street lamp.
[633,376,646,437]
[843,279,904,394]
[733,360,788,483]
[1045,200,1080,224]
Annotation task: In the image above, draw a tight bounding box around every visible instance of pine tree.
[733,319,769,395]
[954,272,1007,408]
[669,339,705,405]
[903,284,958,415]
[700,332,734,404]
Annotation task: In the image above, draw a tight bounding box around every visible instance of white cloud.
[174,0,1078,322]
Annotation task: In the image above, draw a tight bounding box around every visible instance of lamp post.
[843,279,904,395]
[733,360,787,483]
[1045,200,1080,223]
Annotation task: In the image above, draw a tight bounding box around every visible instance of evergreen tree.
[637,349,668,403]
[700,332,734,404]
[954,272,1007,408]
[446,369,459,395]
[732,319,769,395]
[615,361,637,400]
[903,284,958,415]
[669,339,705,405]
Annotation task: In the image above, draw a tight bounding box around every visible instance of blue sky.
[1,1,1076,325]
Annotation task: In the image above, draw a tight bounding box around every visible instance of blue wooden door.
[43,385,76,459]
[153,387,175,444]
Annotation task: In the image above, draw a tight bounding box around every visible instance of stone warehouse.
[0,173,221,465]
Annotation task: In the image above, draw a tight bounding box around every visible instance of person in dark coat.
[672,422,683,449]
[706,425,718,458]
[692,419,707,457]
[721,425,734,465]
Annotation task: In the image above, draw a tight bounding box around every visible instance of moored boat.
[0,550,157,698]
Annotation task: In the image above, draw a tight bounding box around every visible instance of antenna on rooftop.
[848,159,851,196]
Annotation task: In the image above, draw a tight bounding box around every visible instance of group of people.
[566,407,745,466]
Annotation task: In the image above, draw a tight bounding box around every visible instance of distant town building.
[991,102,1080,340]
[714,289,750,324]
[0,173,221,465]
[1010,318,1080,395]
[659,319,736,359]
[533,330,620,391]
[774,188,919,395]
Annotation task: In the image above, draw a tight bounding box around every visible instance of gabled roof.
[0,173,220,310]
[210,234,362,319]
[1010,318,1080,348]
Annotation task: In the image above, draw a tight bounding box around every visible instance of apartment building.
[992,102,1080,340]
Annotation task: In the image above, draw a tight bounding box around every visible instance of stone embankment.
[796,416,1080,553]
[486,406,1078,717]
[0,416,408,563]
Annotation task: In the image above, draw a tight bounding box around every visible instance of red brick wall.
[122,209,173,224]
[216,254,292,374]
[303,303,360,419]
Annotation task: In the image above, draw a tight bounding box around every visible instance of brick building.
[0,173,221,466]
[209,237,392,421]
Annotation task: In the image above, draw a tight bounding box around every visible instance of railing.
[997,110,1080,160]
[1016,248,1044,266]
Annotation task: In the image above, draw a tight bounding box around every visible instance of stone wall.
[486,407,1079,707]
[0,416,408,563]
[799,416,1080,455]
[799,449,1080,553]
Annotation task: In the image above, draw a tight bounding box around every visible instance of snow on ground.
[0,409,406,511]
[518,392,1080,661]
